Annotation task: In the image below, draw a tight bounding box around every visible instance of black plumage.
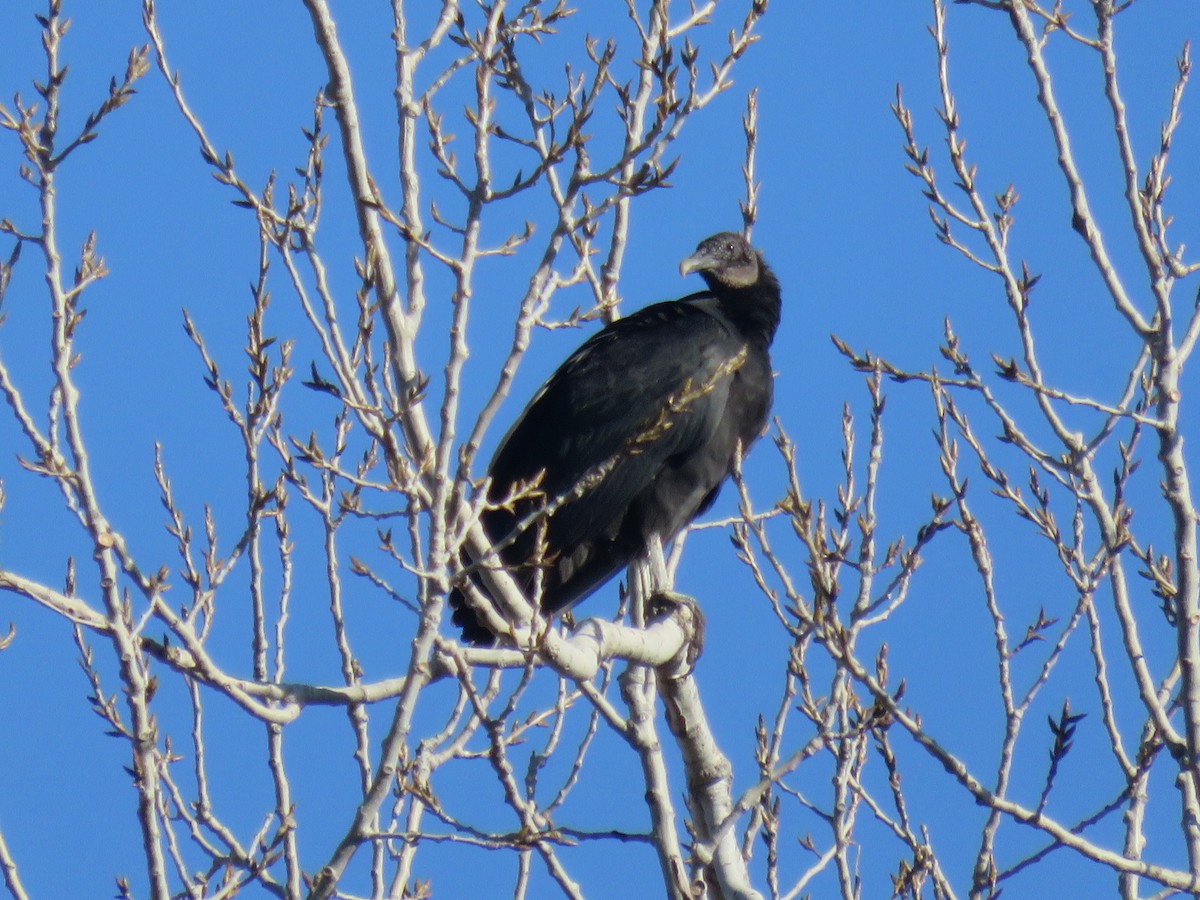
[450,232,781,644]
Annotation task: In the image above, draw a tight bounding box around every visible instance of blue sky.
[2,1,1199,897]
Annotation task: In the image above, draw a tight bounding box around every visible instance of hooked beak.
[679,249,715,278]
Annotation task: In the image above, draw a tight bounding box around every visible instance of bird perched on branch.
[450,231,782,645]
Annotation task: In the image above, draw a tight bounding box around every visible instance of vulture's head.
[679,232,760,290]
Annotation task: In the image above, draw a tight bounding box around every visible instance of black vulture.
[450,232,781,644]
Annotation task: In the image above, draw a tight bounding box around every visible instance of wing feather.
[482,296,743,604]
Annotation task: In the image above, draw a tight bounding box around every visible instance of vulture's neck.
[712,261,781,349]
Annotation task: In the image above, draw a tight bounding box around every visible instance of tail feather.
[448,584,498,646]
[447,535,637,645]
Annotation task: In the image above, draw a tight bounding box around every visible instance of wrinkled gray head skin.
[678,231,759,290]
